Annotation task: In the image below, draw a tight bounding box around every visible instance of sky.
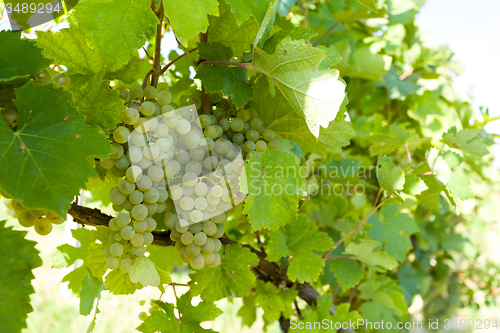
[415,0,500,165]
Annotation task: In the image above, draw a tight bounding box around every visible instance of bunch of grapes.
[103,83,281,271]
[0,191,65,235]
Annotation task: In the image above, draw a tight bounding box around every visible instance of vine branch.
[150,0,164,87]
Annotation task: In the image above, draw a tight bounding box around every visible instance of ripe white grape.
[106,257,120,269]
[141,101,156,116]
[182,186,194,197]
[203,221,217,236]
[18,210,36,228]
[132,245,146,256]
[176,151,190,164]
[123,108,140,125]
[131,131,147,147]
[136,176,153,191]
[146,218,157,232]
[193,232,207,246]
[120,258,133,273]
[185,132,201,148]
[143,232,154,245]
[190,210,203,223]
[115,155,131,170]
[203,156,218,170]
[144,188,159,203]
[169,185,182,200]
[176,220,190,233]
[189,223,203,234]
[119,179,135,195]
[200,137,215,152]
[121,226,136,240]
[194,197,208,211]
[134,118,151,134]
[190,254,205,270]
[212,212,227,224]
[181,231,194,245]
[189,147,205,161]
[129,190,144,205]
[186,243,201,257]
[110,243,124,257]
[194,182,208,197]
[156,138,172,152]
[203,252,215,265]
[163,162,177,178]
[182,172,198,187]
[147,166,164,182]
[206,204,217,213]
[126,166,143,183]
[128,146,143,163]
[143,143,160,160]
[157,90,172,106]
[110,143,124,159]
[144,202,157,215]
[180,196,194,211]
[213,224,225,238]
[211,185,223,198]
[133,220,148,233]
[177,119,191,134]
[144,86,157,99]
[131,233,144,247]
[207,253,221,268]
[165,213,178,229]
[100,158,115,169]
[206,193,220,206]
[110,189,127,205]
[213,239,222,252]
[185,161,202,175]
[131,204,148,221]
[215,139,229,154]
[113,126,130,144]
[116,213,130,227]
[138,157,153,170]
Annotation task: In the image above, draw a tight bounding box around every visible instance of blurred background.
[1,0,499,332]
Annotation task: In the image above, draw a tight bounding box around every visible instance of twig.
[405,143,412,165]
[159,47,198,75]
[312,22,340,47]
[150,0,164,88]
[142,46,153,60]
[417,171,433,177]
[255,230,264,251]
[332,285,340,303]
[199,60,256,71]
[294,300,304,320]
[324,255,355,261]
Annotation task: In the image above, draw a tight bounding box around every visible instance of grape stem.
[68,203,322,306]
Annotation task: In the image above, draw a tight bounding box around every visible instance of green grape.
[157,90,172,106]
[110,243,124,257]
[211,185,223,198]
[194,197,208,211]
[256,140,267,152]
[245,129,259,142]
[106,257,119,270]
[110,189,127,205]
[213,107,225,118]
[114,232,123,242]
[176,220,189,233]
[165,213,178,229]
[190,254,205,270]
[113,126,130,144]
[35,69,51,83]
[120,258,133,273]
[185,132,201,148]
[145,202,158,215]
[119,179,135,195]
[231,133,244,145]
[250,118,263,130]
[199,114,211,128]
[180,196,195,211]
[18,209,36,228]
[147,165,163,182]
[237,109,251,122]
[268,139,282,150]
[133,220,148,233]
[134,118,151,133]
[116,212,131,227]
[215,139,229,154]
[138,312,148,321]
[193,232,207,246]
[202,238,215,253]
[208,114,217,125]
[200,138,214,152]
[212,212,227,224]
[207,253,221,268]
[157,82,169,92]
[189,147,205,161]
[126,166,143,183]
[2,109,19,128]
[131,233,144,247]
[137,175,153,191]
[118,87,130,102]
[110,143,124,159]
[115,155,130,170]
[230,118,244,132]
[144,189,159,204]
[213,224,225,238]
[143,232,154,245]
[203,252,215,264]
[145,218,157,232]
[34,218,52,235]
[185,161,202,175]
[243,140,256,153]
[194,182,208,197]
[141,101,156,116]
[204,126,219,139]
[177,119,191,134]
[161,105,174,114]
[121,226,135,240]
[130,86,144,100]
[132,204,148,221]
[123,199,134,211]
[203,221,217,236]
[219,118,230,131]
[248,108,259,119]
[213,238,222,252]
[186,243,201,257]
[241,122,250,134]
[215,125,223,137]
[144,86,157,99]
[133,245,146,256]
[11,198,24,211]
[53,73,71,89]
[263,129,275,141]
[181,231,194,245]
[190,210,203,223]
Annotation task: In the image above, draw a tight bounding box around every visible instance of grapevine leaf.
[252,77,354,157]
[240,149,306,230]
[367,204,419,262]
[164,0,219,42]
[330,258,363,290]
[355,0,378,13]
[146,245,183,272]
[253,38,346,137]
[426,148,451,184]
[55,228,95,267]
[156,267,172,292]
[0,221,42,333]
[0,31,51,82]
[237,295,257,328]
[86,243,108,278]
[105,268,143,295]
[441,150,463,168]
[254,280,298,321]
[79,271,105,316]
[266,216,333,283]
[35,29,104,75]
[381,67,420,100]
[177,293,223,332]
[367,125,431,157]
[196,65,253,108]
[129,256,160,287]
[207,0,260,57]
[254,0,279,49]
[188,243,259,302]
[316,45,344,70]
[197,42,233,61]
[402,173,427,196]
[137,304,178,333]
[104,55,142,83]
[62,266,89,295]
[0,82,112,216]
[67,73,124,131]
[447,170,473,200]
[344,239,398,271]
[262,27,317,55]
[442,127,489,156]
[72,0,158,70]
[377,155,405,199]
[225,0,270,24]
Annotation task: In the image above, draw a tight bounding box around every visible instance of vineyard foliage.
[0,0,499,332]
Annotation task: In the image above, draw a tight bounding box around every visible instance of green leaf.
[331,258,363,290]
[241,149,306,230]
[129,256,160,287]
[377,155,405,198]
[138,294,222,333]
[87,243,109,278]
[225,0,270,24]
[255,280,298,321]
[237,295,257,328]
[426,148,451,184]
[207,0,260,57]
[36,29,104,75]
[72,0,158,70]
[381,67,420,100]
[189,244,259,302]
[62,266,89,295]
[146,245,184,272]
[165,0,219,42]
[253,38,346,137]
[254,0,279,49]
[0,31,51,82]
[344,239,398,271]
[266,216,333,283]
[68,73,124,131]
[262,27,317,55]
[55,228,95,267]
[441,150,463,169]
[447,170,473,200]
[0,221,42,333]
[402,173,427,196]
[196,65,253,108]
[105,268,143,295]
[355,0,378,13]
[367,204,419,262]
[442,127,489,156]
[79,271,105,316]
[252,77,354,157]
[156,266,172,292]
[104,55,142,83]
[197,42,233,61]
[0,82,112,216]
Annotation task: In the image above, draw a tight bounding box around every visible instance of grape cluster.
[0,191,65,235]
[104,83,281,271]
